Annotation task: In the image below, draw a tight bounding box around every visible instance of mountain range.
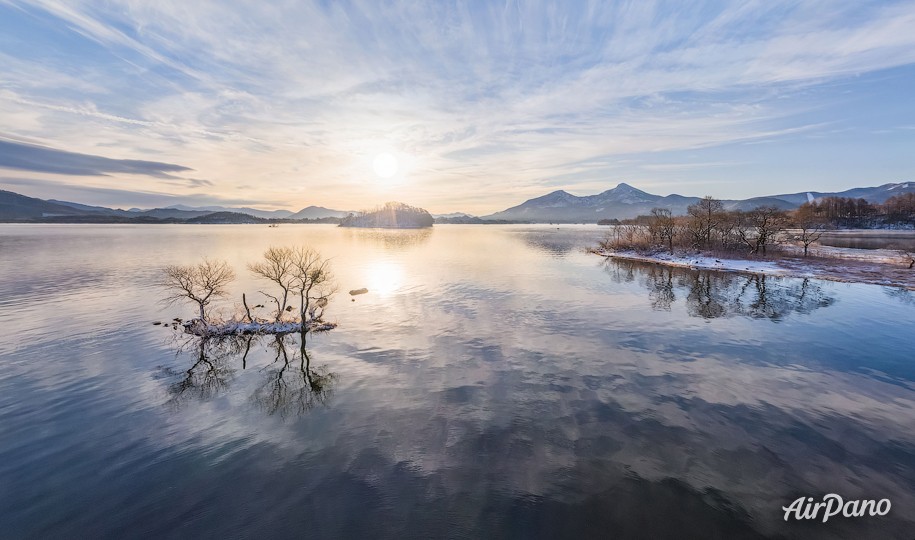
[2,181,913,223]
[160,204,350,220]
[480,182,915,222]
[0,190,350,221]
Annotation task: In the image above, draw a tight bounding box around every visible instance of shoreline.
[594,247,915,290]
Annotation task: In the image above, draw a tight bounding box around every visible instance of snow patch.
[182,318,337,337]
[597,250,789,276]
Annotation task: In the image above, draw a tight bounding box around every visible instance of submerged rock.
[349,288,369,296]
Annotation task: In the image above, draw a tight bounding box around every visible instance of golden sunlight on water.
[365,260,403,297]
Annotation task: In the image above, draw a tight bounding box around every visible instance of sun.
[372,152,398,179]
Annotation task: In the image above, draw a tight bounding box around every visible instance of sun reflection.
[365,261,403,297]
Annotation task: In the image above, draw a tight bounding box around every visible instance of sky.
[1,0,914,214]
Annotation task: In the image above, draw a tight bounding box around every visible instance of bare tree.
[249,246,297,322]
[599,223,651,251]
[161,259,235,322]
[716,211,739,249]
[792,204,827,256]
[734,212,757,254]
[648,207,676,253]
[289,247,337,323]
[687,196,724,248]
[736,206,788,255]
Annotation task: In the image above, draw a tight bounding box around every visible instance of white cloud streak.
[1,0,914,211]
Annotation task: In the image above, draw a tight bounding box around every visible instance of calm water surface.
[1,224,915,539]
[818,230,915,250]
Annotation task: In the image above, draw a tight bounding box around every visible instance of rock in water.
[349,288,369,295]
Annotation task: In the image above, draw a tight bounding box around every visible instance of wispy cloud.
[0,176,277,208]
[0,138,191,177]
[1,0,914,212]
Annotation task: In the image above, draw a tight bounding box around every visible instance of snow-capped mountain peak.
[529,189,580,207]
[593,183,658,204]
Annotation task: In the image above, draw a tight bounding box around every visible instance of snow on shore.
[182,318,337,337]
[596,250,790,276]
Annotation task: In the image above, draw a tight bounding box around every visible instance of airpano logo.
[783,494,891,522]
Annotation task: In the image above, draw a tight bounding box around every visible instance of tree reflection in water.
[604,259,836,320]
[160,330,336,417]
[885,286,915,306]
[253,334,336,418]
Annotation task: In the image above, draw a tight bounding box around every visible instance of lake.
[818,230,915,251]
[1,224,914,539]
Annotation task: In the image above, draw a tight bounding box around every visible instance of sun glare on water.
[373,152,399,179]
[366,260,403,297]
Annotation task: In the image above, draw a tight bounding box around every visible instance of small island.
[160,246,339,337]
[339,202,433,229]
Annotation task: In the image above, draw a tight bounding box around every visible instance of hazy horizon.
[1,1,914,214]
[4,179,914,216]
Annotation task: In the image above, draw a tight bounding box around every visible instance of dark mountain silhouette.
[2,181,913,223]
[1,190,93,219]
[482,182,915,222]
[288,206,350,219]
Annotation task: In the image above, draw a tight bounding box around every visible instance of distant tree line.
[603,197,791,255]
[795,193,915,228]
[600,193,915,258]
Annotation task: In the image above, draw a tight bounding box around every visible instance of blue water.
[1,224,914,539]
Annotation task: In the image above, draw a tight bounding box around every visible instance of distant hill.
[0,189,345,224]
[289,206,350,219]
[164,204,294,219]
[47,199,132,216]
[482,183,682,222]
[339,202,433,228]
[1,190,90,219]
[49,199,240,219]
[133,208,214,220]
[4,181,914,224]
[434,215,486,224]
[763,182,915,206]
[482,182,915,222]
[185,211,265,224]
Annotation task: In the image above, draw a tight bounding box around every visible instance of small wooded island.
[160,246,338,337]
[339,202,433,228]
